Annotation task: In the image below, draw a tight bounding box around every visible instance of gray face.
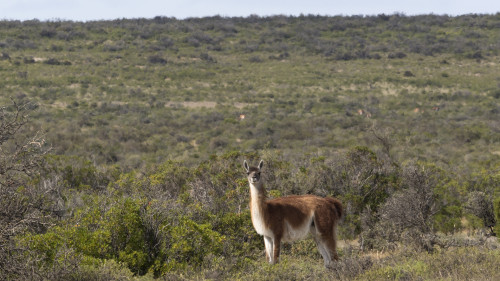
[247,167,261,184]
[244,160,263,184]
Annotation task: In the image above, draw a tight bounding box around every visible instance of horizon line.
[2,11,500,23]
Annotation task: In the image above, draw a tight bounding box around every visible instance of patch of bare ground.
[166,101,217,108]
[50,101,68,108]
[234,102,257,109]
[165,101,257,109]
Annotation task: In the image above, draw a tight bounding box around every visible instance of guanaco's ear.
[244,160,250,173]
[258,160,264,170]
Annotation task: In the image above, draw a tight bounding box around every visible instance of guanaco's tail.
[326,197,343,220]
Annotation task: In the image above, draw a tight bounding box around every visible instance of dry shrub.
[363,163,441,251]
[329,255,374,281]
[0,100,58,279]
[421,246,500,280]
[465,191,496,235]
[1,244,82,281]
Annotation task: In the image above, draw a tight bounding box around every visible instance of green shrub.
[77,259,138,281]
[105,198,149,274]
[165,216,225,271]
[21,230,66,266]
[214,211,261,260]
[20,197,151,275]
[433,205,462,234]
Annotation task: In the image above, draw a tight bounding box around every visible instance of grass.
[358,246,500,281]
[150,243,500,280]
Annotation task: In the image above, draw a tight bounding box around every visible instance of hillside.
[1,14,500,168]
[0,14,500,280]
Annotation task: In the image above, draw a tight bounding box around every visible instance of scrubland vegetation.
[1,14,500,280]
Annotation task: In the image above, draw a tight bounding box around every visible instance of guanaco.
[244,160,343,267]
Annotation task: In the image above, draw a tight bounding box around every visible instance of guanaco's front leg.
[263,236,273,263]
[271,236,281,264]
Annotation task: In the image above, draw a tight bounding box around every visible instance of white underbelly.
[282,217,313,242]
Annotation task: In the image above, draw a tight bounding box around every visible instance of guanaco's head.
[244,160,263,184]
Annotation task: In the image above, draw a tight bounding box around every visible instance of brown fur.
[244,160,343,266]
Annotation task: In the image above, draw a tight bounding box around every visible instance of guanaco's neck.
[249,182,268,212]
[249,181,270,234]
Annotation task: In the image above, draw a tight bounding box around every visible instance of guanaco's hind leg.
[313,235,331,267]
[324,233,339,261]
[313,234,338,267]
[312,213,339,267]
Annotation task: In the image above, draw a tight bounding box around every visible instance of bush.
[200,52,216,63]
[388,52,407,59]
[466,192,496,235]
[334,146,397,239]
[404,70,415,77]
[433,205,462,234]
[0,100,54,279]
[167,216,224,270]
[148,55,167,64]
[248,55,263,63]
[45,58,62,65]
[370,163,443,250]
[77,259,137,281]
[106,198,149,274]
[1,52,10,60]
[213,211,261,259]
[494,197,500,237]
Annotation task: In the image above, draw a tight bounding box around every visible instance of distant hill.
[0,14,499,169]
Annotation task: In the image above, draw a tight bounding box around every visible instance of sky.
[0,0,499,22]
